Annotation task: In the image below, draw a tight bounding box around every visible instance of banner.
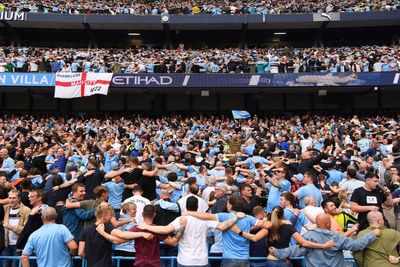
[0,72,399,89]
[110,72,400,88]
[54,72,113,98]
[0,73,54,86]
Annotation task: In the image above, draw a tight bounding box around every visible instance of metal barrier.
[0,255,357,267]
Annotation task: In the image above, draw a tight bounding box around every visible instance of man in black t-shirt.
[77,160,106,200]
[104,157,157,201]
[79,204,153,267]
[137,162,157,201]
[351,172,394,231]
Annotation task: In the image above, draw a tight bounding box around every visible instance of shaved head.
[316,213,332,230]
[367,211,384,226]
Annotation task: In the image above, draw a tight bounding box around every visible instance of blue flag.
[232,110,251,119]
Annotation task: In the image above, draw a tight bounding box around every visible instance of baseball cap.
[293,173,304,181]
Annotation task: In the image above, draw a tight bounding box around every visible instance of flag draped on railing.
[54,72,113,98]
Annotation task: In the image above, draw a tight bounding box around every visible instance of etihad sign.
[112,75,173,86]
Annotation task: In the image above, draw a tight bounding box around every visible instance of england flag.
[54,72,113,99]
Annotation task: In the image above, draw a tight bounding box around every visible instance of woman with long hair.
[231,206,334,267]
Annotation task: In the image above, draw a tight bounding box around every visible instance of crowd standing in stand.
[0,113,398,265]
[0,45,399,74]
[0,0,399,15]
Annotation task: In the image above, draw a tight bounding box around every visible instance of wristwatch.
[239,230,243,236]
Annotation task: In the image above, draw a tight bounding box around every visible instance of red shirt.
[131,225,167,267]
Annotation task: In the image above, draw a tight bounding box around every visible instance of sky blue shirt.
[104,154,119,173]
[23,224,74,267]
[284,208,310,245]
[1,157,15,173]
[104,181,125,209]
[326,170,346,186]
[295,184,323,209]
[217,212,258,260]
[266,180,291,213]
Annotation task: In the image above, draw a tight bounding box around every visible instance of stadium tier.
[0,7,396,112]
[0,0,398,15]
[0,45,399,73]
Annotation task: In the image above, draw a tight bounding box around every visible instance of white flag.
[54,72,113,99]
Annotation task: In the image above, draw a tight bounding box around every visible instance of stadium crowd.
[0,0,398,15]
[0,45,399,74]
[0,113,398,266]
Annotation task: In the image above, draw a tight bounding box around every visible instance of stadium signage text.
[0,12,25,21]
[0,73,52,86]
[0,72,398,88]
[112,75,173,86]
[0,73,54,86]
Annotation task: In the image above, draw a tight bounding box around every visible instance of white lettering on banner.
[393,73,400,84]
[182,75,190,86]
[0,12,25,21]
[90,86,101,93]
[249,75,260,86]
[0,74,49,86]
[112,76,173,86]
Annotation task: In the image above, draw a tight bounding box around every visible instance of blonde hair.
[269,206,284,242]
[338,190,348,202]
[121,202,137,214]
[95,203,115,219]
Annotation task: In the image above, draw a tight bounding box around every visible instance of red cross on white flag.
[54,72,113,98]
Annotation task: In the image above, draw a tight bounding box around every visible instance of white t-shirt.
[8,207,20,245]
[178,194,209,212]
[171,216,219,266]
[339,179,365,201]
[302,206,324,223]
[300,138,313,153]
[122,195,150,224]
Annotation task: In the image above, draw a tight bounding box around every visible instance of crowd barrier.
[0,255,358,267]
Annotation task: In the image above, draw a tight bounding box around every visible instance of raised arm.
[265,174,281,189]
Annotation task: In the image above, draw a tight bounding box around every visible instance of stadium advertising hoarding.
[0,11,26,21]
[0,72,399,88]
[0,73,55,86]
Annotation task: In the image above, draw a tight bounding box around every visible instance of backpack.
[335,212,357,232]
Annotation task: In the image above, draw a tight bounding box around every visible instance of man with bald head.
[270,213,380,267]
[354,211,400,267]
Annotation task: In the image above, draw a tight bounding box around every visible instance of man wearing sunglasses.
[265,167,291,213]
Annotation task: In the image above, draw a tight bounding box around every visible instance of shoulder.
[20,203,31,214]
[104,223,115,233]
